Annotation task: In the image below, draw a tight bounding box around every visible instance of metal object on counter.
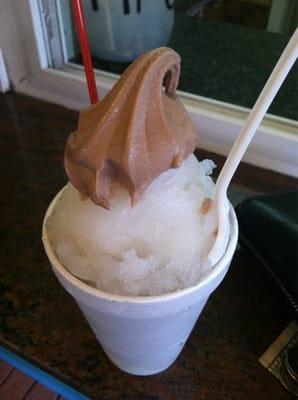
[259,321,298,396]
[279,344,298,396]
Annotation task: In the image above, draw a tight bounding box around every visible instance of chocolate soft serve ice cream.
[46,47,217,296]
[64,48,198,209]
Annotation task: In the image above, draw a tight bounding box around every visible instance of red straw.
[72,0,99,104]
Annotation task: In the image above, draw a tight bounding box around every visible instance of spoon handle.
[218,28,298,196]
[208,28,298,265]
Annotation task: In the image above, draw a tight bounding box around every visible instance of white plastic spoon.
[208,28,298,266]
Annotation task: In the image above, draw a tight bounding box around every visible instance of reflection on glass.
[42,0,298,119]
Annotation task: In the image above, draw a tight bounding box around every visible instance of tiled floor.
[0,359,64,400]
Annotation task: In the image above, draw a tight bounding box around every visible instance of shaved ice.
[46,155,217,296]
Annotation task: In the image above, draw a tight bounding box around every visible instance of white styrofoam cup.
[42,188,238,376]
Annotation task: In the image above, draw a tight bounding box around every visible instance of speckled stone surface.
[169,16,298,121]
[85,15,298,121]
[0,93,297,400]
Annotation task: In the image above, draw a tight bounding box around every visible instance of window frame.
[0,0,297,177]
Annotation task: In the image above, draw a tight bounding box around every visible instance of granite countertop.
[80,15,298,121]
[169,15,298,120]
[0,92,297,400]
